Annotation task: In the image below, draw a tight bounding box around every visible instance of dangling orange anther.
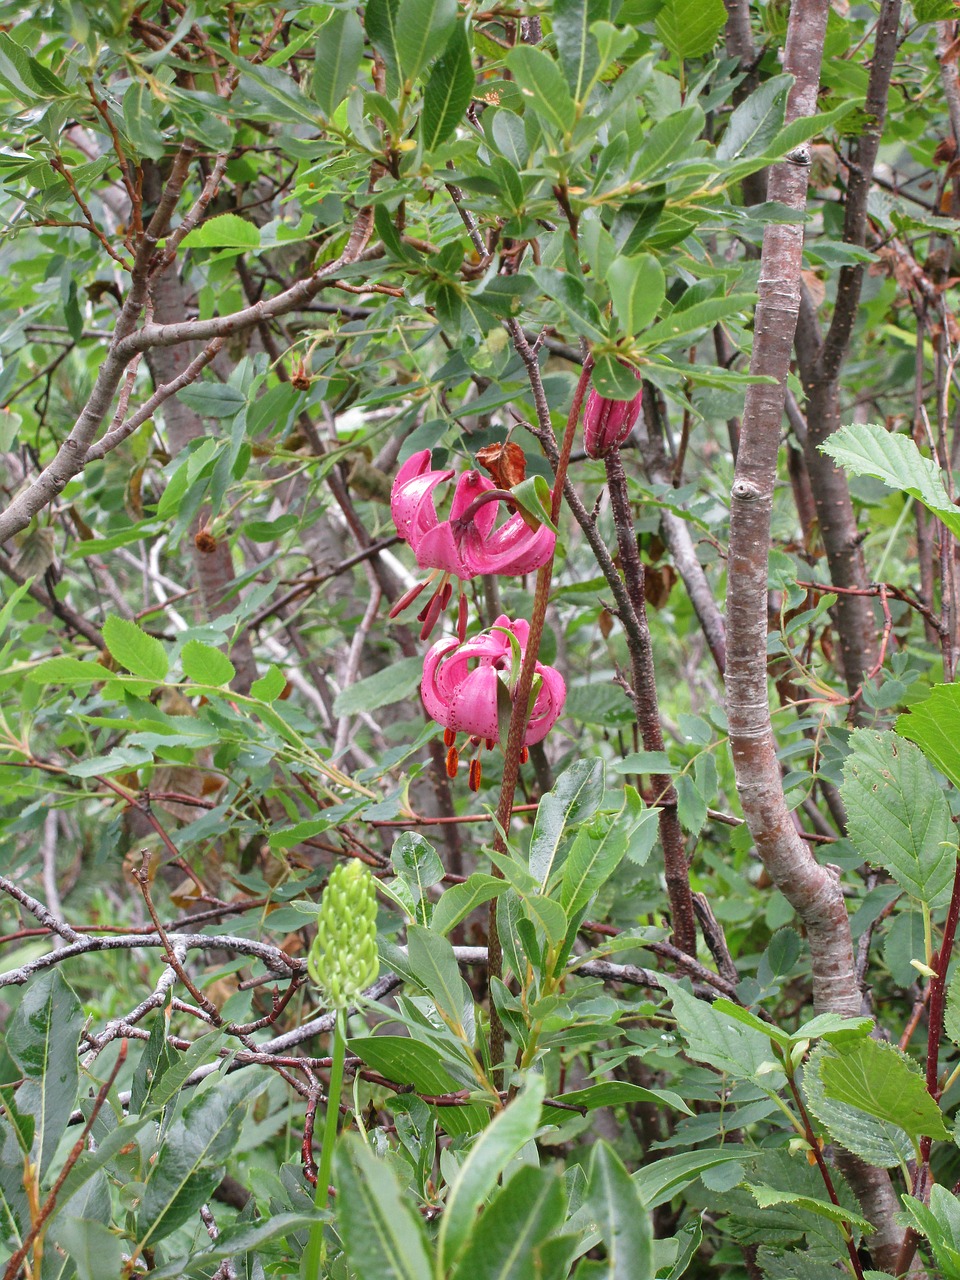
[468,757,482,791]
[443,727,457,748]
[445,747,459,778]
[520,746,529,764]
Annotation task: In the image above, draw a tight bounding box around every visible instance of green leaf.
[438,1076,546,1270]
[102,615,169,683]
[548,1080,693,1117]
[422,23,475,149]
[529,759,605,888]
[632,1148,759,1209]
[395,0,457,80]
[335,1134,433,1280]
[946,969,960,1048]
[312,8,365,118]
[639,294,757,348]
[591,354,645,400]
[27,656,105,684]
[841,729,956,907]
[180,639,235,687]
[524,894,568,947]
[131,1003,176,1116]
[553,0,610,102]
[901,1185,960,1280]
[655,0,726,58]
[560,791,644,916]
[349,1034,466,1093]
[584,1141,654,1280]
[147,1214,320,1279]
[744,1184,873,1235]
[764,99,864,161]
[717,75,791,162]
[176,382,246,419]
[819,1037,950,1141]
[802,1043,914,1169]
[897,683,960,793]
[365,0,401,78]
[180,212,261,250]
[54,1217,125,1280]
[136,1071,261,1248]
[510,474,560,535]
[821,423,960,539]
[606,253,665,338]
[507,45,577,136]
[332,655,424,715]
[406,922,469,1030]
[663,978,784,1086]
[449,1164,567,1280]
[632,105,706,181]
[7,971,83,1177]
[250,664,286,702]
[432,873,504,935]
[914,0,958,22]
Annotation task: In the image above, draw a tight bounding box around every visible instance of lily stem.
[305,1006,347,1275]
[487,359,594,1093]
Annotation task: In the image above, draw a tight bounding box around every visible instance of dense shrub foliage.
[4,1,960,1277]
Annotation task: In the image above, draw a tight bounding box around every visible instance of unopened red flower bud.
[583,376,643,459]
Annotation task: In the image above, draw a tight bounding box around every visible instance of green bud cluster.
[307,859,380,1008]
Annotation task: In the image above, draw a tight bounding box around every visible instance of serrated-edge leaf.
[180,212,261,250]
[840,728,956,907]
[819,1037,950,1141]
[180,639,236,687]
[821,423,960,538]
[102,615,169,682]
[801,1043,912,1169]
[744,1184,873,1234]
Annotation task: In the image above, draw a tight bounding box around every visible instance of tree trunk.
[725,2,907,1268]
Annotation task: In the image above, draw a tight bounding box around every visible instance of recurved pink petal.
[463,516,556,576]
[524,665,566,744]
[420,637,460,727]
[391,459,453,545]
[449,470,498,538]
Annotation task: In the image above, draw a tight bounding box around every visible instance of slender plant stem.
[486,360,594,1091]
[305,1007,347,1275]
[603,447,697,955]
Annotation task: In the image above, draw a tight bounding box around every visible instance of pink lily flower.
[583,372,643,459]
[421,615,566,789]
[389,450,556,638]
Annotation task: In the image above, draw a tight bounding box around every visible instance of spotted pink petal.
[414,522,473,577]
[446,666,502,739]
[390,450,454,544]
[449,470,499,537]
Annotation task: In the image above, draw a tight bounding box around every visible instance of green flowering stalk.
[307,858,379,1007]
[304,860,379,1274]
